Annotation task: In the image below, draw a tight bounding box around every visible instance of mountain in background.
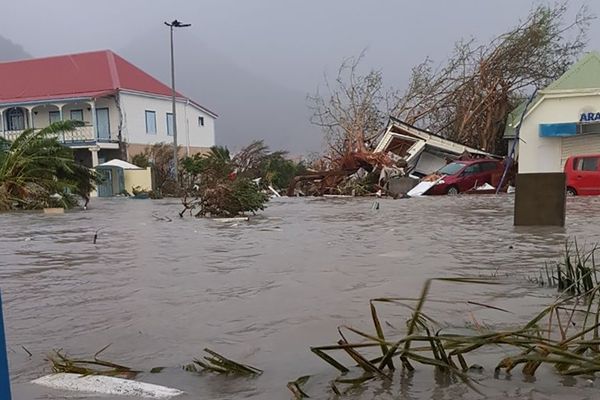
[120,32,323,154]
[0,35,30,61]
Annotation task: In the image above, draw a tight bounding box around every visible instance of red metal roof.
[0,50,216,115]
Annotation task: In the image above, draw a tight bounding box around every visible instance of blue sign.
[580,112,600,122]
[539,122,578,137]
[0,291,11,400]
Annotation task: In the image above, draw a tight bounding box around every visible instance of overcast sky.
[2,0,599,152]
[3,0,599,93]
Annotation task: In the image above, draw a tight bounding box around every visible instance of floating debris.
[213,216,250,223]
[286,375,311,399]
[32,373,183,398]
[21,345,32,357]
[183,348,262,376]
[151,213,173,222]
[47,346,139,378]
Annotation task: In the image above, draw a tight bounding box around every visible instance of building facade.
[0,50,216,167]
[505,52,600,173]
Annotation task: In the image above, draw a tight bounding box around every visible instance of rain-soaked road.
[2,195,600,399]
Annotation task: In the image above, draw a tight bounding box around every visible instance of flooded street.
[3,195,600,399]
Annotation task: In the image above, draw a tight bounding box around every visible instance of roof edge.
[0,48,113,66]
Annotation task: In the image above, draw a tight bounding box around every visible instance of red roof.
[0,50,215,115]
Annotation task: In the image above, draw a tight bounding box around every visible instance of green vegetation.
[180,145,268,217]
[310,268,600,395]
[180,140,305,217]
[183,348,263,376]
[0,121,96,211]
[530,241,599,295]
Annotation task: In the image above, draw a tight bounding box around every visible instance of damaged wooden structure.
[286,117,501,197]
[374,117,496,177]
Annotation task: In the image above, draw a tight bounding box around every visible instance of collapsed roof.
[374,117,497,177]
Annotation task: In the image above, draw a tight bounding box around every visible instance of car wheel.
[566,187,577,196]
[447,186,459,195]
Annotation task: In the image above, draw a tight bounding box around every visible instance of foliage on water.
[47,345,139,379]
[183,348,263,376]
[310,269,600,395]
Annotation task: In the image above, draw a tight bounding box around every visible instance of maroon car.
[425,159,503,195]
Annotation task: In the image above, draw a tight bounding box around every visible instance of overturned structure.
[287,117,501,197]
[374,117,496,178]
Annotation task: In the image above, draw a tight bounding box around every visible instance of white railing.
[0,126,115,143]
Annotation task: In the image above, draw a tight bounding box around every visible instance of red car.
[425,159,503,195]
[564,154,600,196]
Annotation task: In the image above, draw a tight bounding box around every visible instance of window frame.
[480,161,498,172]
[575,157,599,172]
[145,110,157,134]
[49,111,61,124]
[70,109,84,122]
[7,108,25,131]
[463,164,481,175]
[166,112,174,136]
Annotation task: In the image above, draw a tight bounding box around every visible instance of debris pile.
[287,150,403,197]
[287,118,505,198]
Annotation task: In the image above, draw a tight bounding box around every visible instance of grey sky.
[2,0,599,152]
[4,0,598,92]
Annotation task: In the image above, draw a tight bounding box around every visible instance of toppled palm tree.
[180,140,302,218]
[0,121,97,210]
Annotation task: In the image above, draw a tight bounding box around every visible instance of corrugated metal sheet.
[561,134,600,166]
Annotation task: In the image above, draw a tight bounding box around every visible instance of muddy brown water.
[2,196,600,399]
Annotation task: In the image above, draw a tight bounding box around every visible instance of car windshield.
[438,162,465,176]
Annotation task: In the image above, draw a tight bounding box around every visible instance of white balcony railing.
[0,126,116,143]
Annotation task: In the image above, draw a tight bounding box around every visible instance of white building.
[505,52,600,173]
[0,50,217,166]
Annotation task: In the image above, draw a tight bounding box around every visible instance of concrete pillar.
[90,101,97,139]
[90,146,100,167]
[58,104,64,121]
[25,107,33,130]
[514,173,566,226]
[0,110,3,134]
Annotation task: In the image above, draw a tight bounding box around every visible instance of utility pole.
[164,19,191,182]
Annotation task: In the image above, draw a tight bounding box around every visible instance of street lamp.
[164,19,191,183]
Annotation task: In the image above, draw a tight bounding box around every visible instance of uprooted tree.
[308,49,395,160]
[393,3,592,154]
[179,140,303,217]
[309,3,593,158]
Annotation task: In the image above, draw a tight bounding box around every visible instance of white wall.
[519,93,600,173]
[119,92,215,151]
[32,104,60,128]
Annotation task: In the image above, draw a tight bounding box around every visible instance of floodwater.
[2,195,600,400]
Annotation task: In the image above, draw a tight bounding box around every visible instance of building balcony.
[0,125,119,148]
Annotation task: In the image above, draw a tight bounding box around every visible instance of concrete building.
[0,50,216,167]
[505,51,600,173]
